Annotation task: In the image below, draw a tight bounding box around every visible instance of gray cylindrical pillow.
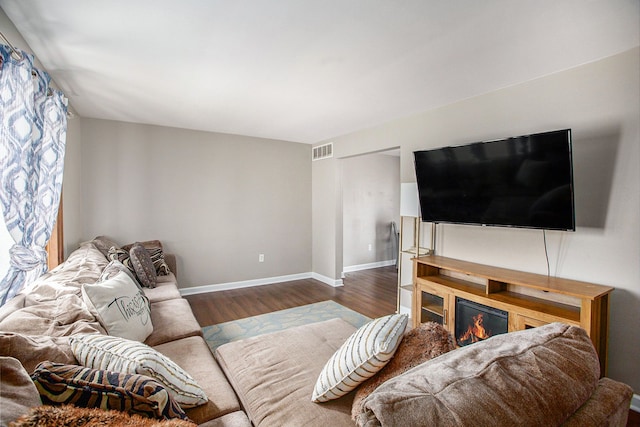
[129,242,157,289]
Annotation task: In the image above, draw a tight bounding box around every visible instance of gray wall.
[78,119,311,288]
[312,47,640,392]
[342,153,399,269]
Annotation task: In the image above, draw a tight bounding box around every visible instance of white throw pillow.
[70,334,208,408]
[82,270,153,342]
[312,313,408,403]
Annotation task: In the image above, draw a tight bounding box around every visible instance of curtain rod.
[0,30,24,61]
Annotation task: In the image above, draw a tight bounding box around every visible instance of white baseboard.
[179,271,347,295]
[343,259,396,273]
[179,272,313,296]
[631,393,640,413]
[311,272,344,287]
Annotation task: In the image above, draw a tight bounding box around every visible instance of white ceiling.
[1,1,638,144]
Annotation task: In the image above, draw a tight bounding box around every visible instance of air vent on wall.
[312,143,333,161]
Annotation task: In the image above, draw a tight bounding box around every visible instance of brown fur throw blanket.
[10,405,196,427]
[351,321,456,420]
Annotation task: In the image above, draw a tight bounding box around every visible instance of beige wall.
[312,47,640,391]
[342,153,400,269]
[61,117,84,257]
[79,119,311,288]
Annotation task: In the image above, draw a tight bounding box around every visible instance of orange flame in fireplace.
[458,313,491,344]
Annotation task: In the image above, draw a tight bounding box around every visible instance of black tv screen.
[414,129,575,231]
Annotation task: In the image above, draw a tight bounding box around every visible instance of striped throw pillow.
[31,361,189,420]
[312,313,408,402]
[70,334,207,408]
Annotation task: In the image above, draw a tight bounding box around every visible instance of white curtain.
[0,45,67,305]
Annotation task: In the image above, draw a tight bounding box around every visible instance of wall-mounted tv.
[414,129,575,231]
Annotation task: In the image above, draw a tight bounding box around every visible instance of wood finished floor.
[184,266,640,426]
[184,265,398,327]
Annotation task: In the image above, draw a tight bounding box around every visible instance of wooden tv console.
[412,255,613,374]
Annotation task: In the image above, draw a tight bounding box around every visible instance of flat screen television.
[414,129,575,231]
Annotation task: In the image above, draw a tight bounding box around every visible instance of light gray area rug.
[202,300,370,351]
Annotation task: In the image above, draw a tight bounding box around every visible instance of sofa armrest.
[562,377,634,427]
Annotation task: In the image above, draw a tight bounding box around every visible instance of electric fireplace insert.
[455,297,508,347]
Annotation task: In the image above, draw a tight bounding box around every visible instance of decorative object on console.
[31,361,189,420]
[312,313,408,403]
[81,271,153,342]
[70,334,208,408]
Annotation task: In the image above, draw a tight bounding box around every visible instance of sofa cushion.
[216,318,358,427]
[562,377,634,426]
[0,356,42,426]
[197,411,252,427]
[312,313,407,402]
[351,321,456,419]
[129,242,158,288]
[31,361,189,420]
[70,334,208,409]
[154,336,242,425]
[356,323,601,427]
[82,271,153,342]
[144,280,182,303]
[0,332,77,373]
[145,298,202,346]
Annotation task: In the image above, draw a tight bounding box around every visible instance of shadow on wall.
[572,127,620,229]
[375,220,397,263]
[606,288,640,390]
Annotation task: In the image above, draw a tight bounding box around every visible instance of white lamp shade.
[400,182,420,217]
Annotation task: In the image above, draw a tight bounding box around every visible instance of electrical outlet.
[368,244,372,251]
[259,254,265,262]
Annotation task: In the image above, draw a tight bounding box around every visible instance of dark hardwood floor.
[185,266,639,426]
[184,265,398,327]
[628,409,640,427]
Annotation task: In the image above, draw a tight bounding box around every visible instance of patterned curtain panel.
[0,45,67,305]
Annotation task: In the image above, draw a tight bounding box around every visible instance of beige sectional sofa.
[0,240,634,426]
[0,241,248,427]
